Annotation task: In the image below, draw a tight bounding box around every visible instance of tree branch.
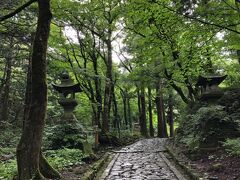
[164,69,190,104]
[0,0,37,22]
[160,3,240,35]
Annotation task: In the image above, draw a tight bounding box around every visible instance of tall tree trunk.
[93,57,102,128]
[160,89,168,137]
[155,81,167,138]
[235,1,240,64]
[91,101,97,126]
[168,92,174,137]
[137,87,141,127]
[1,39,13,125]
[22,46,32,129]
[237,50,240,65]
[120,89,128,129]
[102,36,113,133]
[16,1,60,179]
[102,69,111,133]
[0,62,6,127]
[88,82,97,126]
[148,87,154,137]
[112,88,120,135]
[0,65,6,94]
[127,97,132,129]
[123,96,128,128]
[112,87,118,128]
[139,85,148,137]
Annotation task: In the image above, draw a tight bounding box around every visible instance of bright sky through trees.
[64,26,124,64]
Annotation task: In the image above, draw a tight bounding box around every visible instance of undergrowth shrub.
[0,159,17,179]
[0,147,17,179]
[44,148,87,170]
[176,105,240,151]
[223,138,240,156]
[0,128,20,147]
[43,123,87,150]
[0,148,88,179]
[218,88,240,113]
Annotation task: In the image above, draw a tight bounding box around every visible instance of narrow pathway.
[100,138,186,180]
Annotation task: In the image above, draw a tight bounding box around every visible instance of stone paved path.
[101,138,186,180]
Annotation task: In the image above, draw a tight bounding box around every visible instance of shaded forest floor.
[167,142,240,180]
[59,145,119,180]
[194,149,240,180]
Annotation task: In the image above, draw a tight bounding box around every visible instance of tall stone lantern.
[52,71,82,122]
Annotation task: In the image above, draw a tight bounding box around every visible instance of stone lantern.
[52,71,82,122]
[196,75,227,100]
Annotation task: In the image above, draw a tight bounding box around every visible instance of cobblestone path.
[101,138,186,180]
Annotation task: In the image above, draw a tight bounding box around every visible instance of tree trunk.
[127,97,132,129]
[93,56,102,128]
[0,37,14,127]
[102,36,113,133]
[0,65,6,94]
[160,90,168,138]
[102,68,111,133]
[155,81,167,138]
[139,85,148,137]
[0,63,6,127]
[168,93,174,137]
[148,87,154,137]
[237,50,240,65]
[88,82,97,126]
[112,87,118,128]
[22,32,35,128]
[120,89,128,129]
[91,102,97,126]
[112,88,120,135]
[137,87,141,126]
[235,1,240,64]
[16,0,60,179]
[0,45,12,125]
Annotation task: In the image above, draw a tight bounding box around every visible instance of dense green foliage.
[177,105,240,150]
[44,148,87,169]
[0,148,88,179]
[44,123,87,150]
[0,148,17,179]
[223,138,240,156]
[176,88,240,153]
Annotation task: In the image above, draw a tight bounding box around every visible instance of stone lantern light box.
[196,75,227,100]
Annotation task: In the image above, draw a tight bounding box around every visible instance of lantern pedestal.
[59,98,78,122]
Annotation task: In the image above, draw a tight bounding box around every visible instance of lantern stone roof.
[52,71,82,93]
[196,75,227,86]
[52,83,82,93]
